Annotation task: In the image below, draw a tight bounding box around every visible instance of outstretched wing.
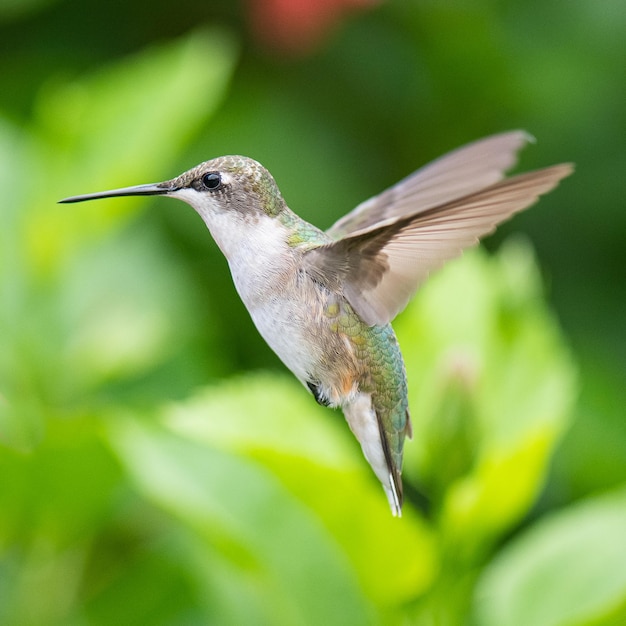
[326,130,534,239]
[306,164,573,326]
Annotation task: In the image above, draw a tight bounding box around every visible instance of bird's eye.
[201,172,222,190]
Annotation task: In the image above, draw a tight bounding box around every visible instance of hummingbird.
[60,131,572,516]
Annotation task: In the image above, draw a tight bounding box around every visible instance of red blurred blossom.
[246,0,381,56]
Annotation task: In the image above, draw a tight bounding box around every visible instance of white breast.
[200,208,321,383]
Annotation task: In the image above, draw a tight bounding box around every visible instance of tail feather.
[375,408,404,517]
[384,472,403,517]
[342,392,405,517]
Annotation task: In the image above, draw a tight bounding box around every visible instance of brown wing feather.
[326,130,534,239]
[308,164,573,326]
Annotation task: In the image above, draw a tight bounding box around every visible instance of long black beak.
[58,182,174,204]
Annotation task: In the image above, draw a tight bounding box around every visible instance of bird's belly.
[247,297,330,386]
[234,274,360,404]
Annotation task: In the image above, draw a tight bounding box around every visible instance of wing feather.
[307,164,573,326]
[326,130,534,239]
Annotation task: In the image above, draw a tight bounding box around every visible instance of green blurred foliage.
[475,488,626,626]
[0,1,624,624]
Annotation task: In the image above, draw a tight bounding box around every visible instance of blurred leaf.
[0,118,40,450]
[164,374,437,606]
[59,223,220,396]
[83,532,202,626]
[106,408,379,626]
[165,374,357,467]
[0,417,122,547]
[396,240,577,555]
[0,416,124,625]
[474,487,626,626]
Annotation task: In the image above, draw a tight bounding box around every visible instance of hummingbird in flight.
[60,131,572,516]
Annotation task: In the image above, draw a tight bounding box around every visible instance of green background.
[1,0,624,624]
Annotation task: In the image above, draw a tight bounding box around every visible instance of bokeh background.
[1,0,624,624]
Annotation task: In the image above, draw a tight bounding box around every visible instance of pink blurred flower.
[247,0,381,55]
